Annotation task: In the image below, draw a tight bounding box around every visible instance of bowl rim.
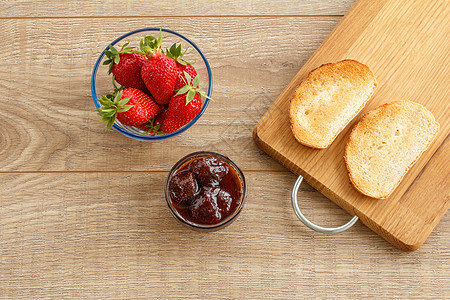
[165,151,247,230]
[91,27,212,141]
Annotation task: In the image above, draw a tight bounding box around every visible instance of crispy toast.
[344,100,439,199]
[289,60,377,148]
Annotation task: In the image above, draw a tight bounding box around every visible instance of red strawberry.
[165,43,198,92]
[141,53,176,105]
[162,92,202,133]
[112,53,148,91]
[161,72,212,133]
[97,88,160,130]
[138,32,177,105]
[174,63,197,92]
[117,88,160,126]
[103,43,148,92]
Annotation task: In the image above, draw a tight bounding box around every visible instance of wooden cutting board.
[253,0,449,251]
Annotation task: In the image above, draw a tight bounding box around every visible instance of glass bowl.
[91,28,212,141]
[165,151,247,231]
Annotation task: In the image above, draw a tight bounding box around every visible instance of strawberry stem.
[134,28,164,57]
[96,90,133,131]
[175,71,213,105]
[139,117,165,136]
[103,41,135,74]
[165,43,191,66]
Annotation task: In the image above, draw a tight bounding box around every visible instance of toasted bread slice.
[289,59,377,148]
[345,100,439,199]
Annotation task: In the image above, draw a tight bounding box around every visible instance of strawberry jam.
[166,152,245,228]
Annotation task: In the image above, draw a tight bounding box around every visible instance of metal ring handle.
[291,175,359,234]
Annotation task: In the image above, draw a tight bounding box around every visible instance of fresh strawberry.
[97,88,160,130]
[174,63,197,91]
[112,53,148,91]
[137,31,177,105]
[140,53,176,105]
[117,88,160,126]
[103,43,148,92]
[161,72,212,133]
[165,43,198,91]
[162,93,202,133]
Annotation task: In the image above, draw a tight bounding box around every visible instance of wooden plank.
[254,0,450,250]
[0,0,354,18]
[0,172,448,298]
[0,17,339,171]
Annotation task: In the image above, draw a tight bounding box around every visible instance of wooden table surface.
[0,1,448,298]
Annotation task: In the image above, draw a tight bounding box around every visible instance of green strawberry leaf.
[183,71,192,85]
[173,73,214,104]
[139,118,165,136]
[110,45,119,55]
[157,29,162,48]
[103,110,117,118]
[101,93,113,102]
[198,90,213,101]
[144,35,156,45]
[104,45,121,74]
[175,45,182,58]
[113,90,123,104]
[106,116,116,131]
[96,89,138,131]
[165,43,191,66]
[104,50,112,59]
[118,96,131,106]
[186,89,195,104]
[98,98,111,106]
[120,41,135,53]
[165,43,191,65]
[99,108,115,113]
[170,43,178,56]
[192,74,200,88]
[117,105,133,113]
[104,42,137,74]
[133,39,147,55]
[136,29,164,56]
[175,85,190,96]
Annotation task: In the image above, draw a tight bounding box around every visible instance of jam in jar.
[165,152,246,230]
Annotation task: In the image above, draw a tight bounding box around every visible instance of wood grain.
[0,0,354,18]
[254,0,450,251]
[0,172,448,299]
[0,0,448,298]
[0,17,339,172]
